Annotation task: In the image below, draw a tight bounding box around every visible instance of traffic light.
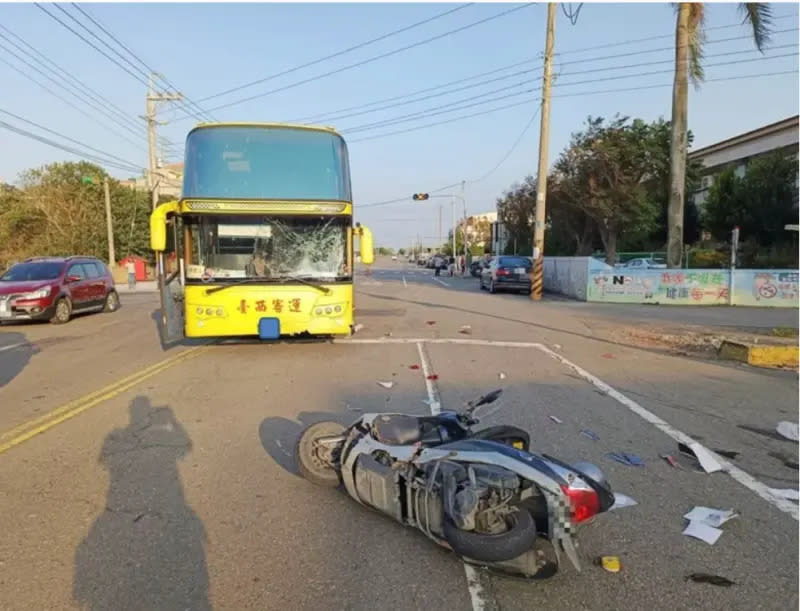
[412,193,429,201]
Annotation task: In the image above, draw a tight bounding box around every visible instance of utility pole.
[103,177,115,266]
[145,72,182,210]
[451,197,456,259]
[530,2,556,301]
[461,180,468,271]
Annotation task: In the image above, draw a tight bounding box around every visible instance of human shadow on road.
[73,396,210,611]
[259,411,354,477]
[0,331,39,388]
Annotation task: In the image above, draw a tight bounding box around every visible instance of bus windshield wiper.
[204,275,331,295]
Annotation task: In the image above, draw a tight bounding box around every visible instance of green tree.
[667,2,772,267]
[496,176,535,255]
[554,116,661,264]
[702,152,797,265]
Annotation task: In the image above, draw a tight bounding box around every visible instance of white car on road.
[616,258,666,270]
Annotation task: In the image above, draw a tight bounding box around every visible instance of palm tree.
[666,3,772,268]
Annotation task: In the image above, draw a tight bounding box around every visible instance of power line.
[182,3,536,118]
[342,51,797,135]
[0,119,142,173]
[68,3,216,122]
[352,69,796,206]
[0,51,144,150]
[0,24,146,136]
[35,3,150,88]
[0,108,142,170]
[294,27,798,126]
[191,3,475,106]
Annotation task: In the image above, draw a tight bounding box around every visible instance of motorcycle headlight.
[22,286,51,299]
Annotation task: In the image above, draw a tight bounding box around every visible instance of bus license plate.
[258,318,280,340]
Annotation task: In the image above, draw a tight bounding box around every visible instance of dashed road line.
[433,278,450,287]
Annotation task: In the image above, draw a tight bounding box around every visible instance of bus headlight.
[314,303,346,317]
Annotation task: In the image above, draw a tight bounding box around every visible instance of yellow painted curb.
[719,340,799,368]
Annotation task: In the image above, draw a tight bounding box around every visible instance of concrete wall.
[543,258,799,308]
[543,257,593,300]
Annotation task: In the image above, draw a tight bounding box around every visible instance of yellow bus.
[150,122,373,342]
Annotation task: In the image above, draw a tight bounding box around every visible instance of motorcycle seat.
[373,414,422,445]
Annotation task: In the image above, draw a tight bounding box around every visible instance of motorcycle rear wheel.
[296,421,345,487]
[443,507,537,563]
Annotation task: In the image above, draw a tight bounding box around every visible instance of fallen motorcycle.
[295,389,615,579]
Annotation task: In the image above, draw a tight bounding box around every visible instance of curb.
[718,340,799,368]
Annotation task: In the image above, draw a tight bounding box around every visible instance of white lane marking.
[403,276,408,288]
[0,342,29,353]
[415,341,490,611]
[433,278,450,287]
[335,336,800,521]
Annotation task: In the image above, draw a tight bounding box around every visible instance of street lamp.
[411,190,468,267]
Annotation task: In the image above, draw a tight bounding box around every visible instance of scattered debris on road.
[768,450,799,470]
[377,381,395,389]
[682,506,738,545]
[459,325,472,335]
[384,331,393,337]
[353,323,364,333]
[409,364,420,370]
[498,372,506,380]
[609,493,637,511]
[686,573,736,587]
[548,415,563,424]
[661,454,683,469]
[776,421,799,442]
[712,448,740,460]
[678,442,723,473]
[426,374,438,381]
[426,320,436,326]
[580,429,599,441]
[607,452,644,467]
[553,344,562,349]
[602,353,615,359]
[594,556,621,573]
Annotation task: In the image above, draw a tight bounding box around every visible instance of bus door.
[151,203,185,345]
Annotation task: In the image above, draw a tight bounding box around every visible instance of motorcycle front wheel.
[295,421,345,487]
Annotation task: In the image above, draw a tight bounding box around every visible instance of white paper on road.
[548,415,563,424]
[683,506,738,528]
[377,381,395,389]
[767,488,800,500]
[689,443,724,473]
[609,493,637,511]
[776,421,799,442]
[683,521,723,545]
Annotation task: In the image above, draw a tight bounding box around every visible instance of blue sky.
[0,2,797,249]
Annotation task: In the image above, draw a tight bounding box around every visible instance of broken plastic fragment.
[606,452,644,467]
[660,454,683,469]
[353,323,364,333]
[580,429,599,441]
[601,353,615,359]
[776,421,799,442]
[682,521,723,545]
[687,443,724,473]
[377,381,395,389]
[459,325,472,335]
[548,415,563,424]
[593,556,621,573]
[683,506,738,528]
[409,364,420,370]
[426,374,438,381]
[498,372,506,380]
[426,320,436,326]
[609,493,637,511]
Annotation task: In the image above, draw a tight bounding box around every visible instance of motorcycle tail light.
[560,484,599,523]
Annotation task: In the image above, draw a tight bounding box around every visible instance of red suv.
[0,256,119,324]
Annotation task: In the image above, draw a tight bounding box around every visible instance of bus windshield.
[184,216,349,282]
[183,126,351,201]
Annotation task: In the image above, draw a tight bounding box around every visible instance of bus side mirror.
[150,201,179,252]
[359,225,374,265]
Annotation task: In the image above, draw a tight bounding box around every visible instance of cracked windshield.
[185,217,348,281]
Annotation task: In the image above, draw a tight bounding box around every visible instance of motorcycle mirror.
[467,389,503,410]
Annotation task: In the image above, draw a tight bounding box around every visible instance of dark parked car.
[479,256,532,295]
[0,256,119,324]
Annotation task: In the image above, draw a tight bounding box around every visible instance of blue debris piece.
[606,452,645,467]
[580,429,600,441]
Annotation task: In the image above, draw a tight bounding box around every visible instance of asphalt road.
[0,259,797,610]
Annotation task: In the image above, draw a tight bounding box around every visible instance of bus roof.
[190,122,342,136]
